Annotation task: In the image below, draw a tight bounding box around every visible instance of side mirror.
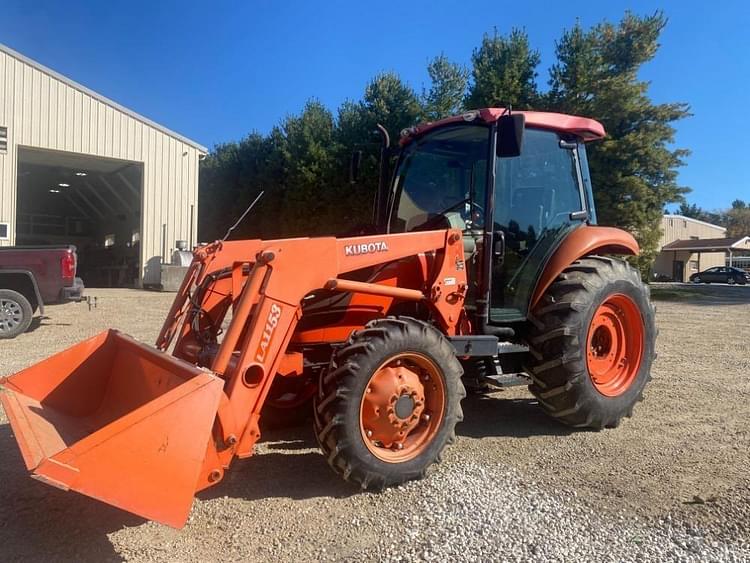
[349,150,363,184]
[496,114,525,158]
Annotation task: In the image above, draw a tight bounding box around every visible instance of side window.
[490,128,586,319]
[494,128,583,237]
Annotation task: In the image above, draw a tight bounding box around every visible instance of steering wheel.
[419,198,484,231]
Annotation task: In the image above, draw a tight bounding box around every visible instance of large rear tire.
[314,317,465,489]
[527,256,656,429]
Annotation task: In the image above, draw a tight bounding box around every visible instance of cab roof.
[399,108,606,145]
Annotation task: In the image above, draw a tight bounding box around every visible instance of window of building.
[690,235,699,240]
[0,222,8,240]
[690,260,699,271]
[0,126,7,153]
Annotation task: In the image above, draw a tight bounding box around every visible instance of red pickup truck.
[0,245,85,339]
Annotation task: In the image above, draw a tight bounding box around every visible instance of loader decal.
[256,303,282,362]
[344,241,389,256]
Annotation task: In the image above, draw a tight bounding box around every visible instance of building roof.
[399,108,606,146]
[0,43,208,153]
[663,214,727,232]
[662,236,750,252]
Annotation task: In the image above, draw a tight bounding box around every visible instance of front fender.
[530,225,639,309]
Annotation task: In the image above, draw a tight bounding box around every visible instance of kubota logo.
[255,303,282,362]
[344,241,389,256]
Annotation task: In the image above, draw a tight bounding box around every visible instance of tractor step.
[497,342,529,354]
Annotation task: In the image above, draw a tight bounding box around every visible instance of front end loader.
[0,108,656,527]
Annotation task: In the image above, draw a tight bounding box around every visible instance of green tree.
[726,201,750,237]
[466,28,540,109]
[675,202,724,226]
[199,131,285,241]
[421,54,468,120]
[362,72,422,142]
[278,99,342,235]
[546,12,691,274]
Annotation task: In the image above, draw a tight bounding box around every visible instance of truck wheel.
[527,256,656,429]
[314,317,465,489]
[0,289,33,339]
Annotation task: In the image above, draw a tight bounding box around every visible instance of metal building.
[0,43,207,287]
[652,214,742,282]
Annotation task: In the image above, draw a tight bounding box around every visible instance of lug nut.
[422,413,431,422]
[366,429,373,438]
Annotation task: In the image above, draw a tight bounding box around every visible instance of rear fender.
[530,226,639,309]
[0,269,44,314]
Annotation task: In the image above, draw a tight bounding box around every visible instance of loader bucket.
[0,329,224,528]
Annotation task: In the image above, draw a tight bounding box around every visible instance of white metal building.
[0,43,207,287]
[652,214,744,281]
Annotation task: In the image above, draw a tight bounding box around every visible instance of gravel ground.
[1,287,749,562]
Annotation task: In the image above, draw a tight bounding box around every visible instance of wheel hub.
[586,294,644,397]
[360,353,445,462]
[394,394,416,419]
[0,299,22,332]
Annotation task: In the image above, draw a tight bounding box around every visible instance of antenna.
[222,190,265,241]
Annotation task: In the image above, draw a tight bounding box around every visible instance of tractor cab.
[386,109,603,324]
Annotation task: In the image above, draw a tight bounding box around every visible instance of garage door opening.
[16,147,143,287]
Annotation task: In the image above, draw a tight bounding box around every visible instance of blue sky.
[2,1,748,210]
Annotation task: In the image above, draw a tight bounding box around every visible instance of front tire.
[0,289,33,339]
[527,256,656,429]
[314,317,465,489]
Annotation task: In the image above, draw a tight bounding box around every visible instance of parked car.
[0,245,84,338]
[690,266,750,285]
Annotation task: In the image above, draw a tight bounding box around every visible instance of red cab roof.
[400,108,606,145]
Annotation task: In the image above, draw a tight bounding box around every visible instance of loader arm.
[162,229,469,491]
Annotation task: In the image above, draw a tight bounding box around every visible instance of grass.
[649,287,706,302]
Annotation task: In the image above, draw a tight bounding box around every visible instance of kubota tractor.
[0,108,655,527]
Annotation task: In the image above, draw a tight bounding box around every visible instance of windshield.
[389,125,490,233]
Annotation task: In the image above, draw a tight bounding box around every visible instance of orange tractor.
[0,108,655,527]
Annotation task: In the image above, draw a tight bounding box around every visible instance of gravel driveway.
[1,287,748,562]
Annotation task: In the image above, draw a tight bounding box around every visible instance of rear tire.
[0,289,33,339]
[314,317,465,489]
[526,256,656,429]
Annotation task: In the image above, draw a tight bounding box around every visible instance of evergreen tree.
[422,54,468,120]
[466,28,540,109]
[546,12,691,273]
[726,200,750,237]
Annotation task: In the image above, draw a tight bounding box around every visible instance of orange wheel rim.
[586,294,644,397]
[359,352,445,463]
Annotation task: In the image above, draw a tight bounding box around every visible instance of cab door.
[489,128,589,322]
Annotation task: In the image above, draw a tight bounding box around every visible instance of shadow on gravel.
[459,394,574,439]
[24,317,72,335]
[0,424,139,562]
[199,425,359,505]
